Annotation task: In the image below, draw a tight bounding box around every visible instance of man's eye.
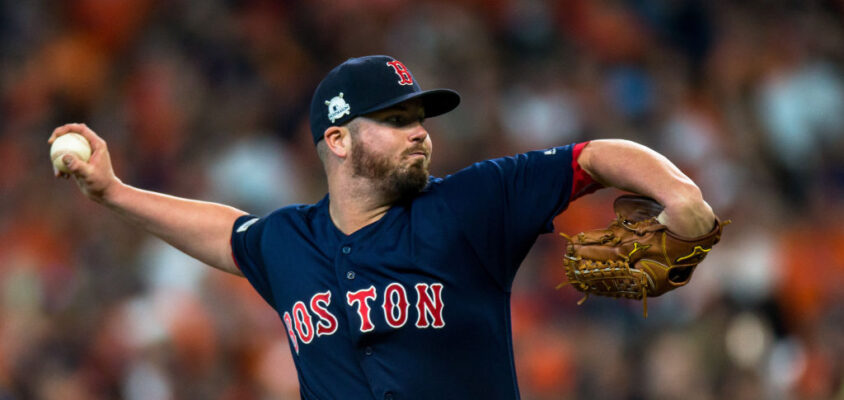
[384,115,412,126]
[382,115,424,127]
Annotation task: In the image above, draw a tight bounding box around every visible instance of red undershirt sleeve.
[570,141,604,200]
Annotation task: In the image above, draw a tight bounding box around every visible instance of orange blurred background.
[2,0,843,398]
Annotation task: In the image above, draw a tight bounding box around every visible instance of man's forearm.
[103,181,247,275]
[577,139,715,237]
[51,123,248,276]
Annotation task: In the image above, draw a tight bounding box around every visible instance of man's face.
[348,100,432,201]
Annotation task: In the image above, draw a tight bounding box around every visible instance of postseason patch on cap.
[325,92,351,123]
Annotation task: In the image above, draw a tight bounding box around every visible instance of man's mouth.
[405,149,429,159]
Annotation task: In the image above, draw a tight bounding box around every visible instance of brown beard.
[350,135,430,201]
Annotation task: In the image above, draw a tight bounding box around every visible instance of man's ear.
[324,126,350,158]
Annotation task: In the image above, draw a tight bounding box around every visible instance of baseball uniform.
[231,141,596,399]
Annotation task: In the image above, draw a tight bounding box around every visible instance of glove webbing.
[557,232,651,317]
[557,261,650,318]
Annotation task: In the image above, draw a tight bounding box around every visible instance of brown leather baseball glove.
[558,195,728,317]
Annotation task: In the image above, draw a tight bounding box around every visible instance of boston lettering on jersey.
[282,282,445,354]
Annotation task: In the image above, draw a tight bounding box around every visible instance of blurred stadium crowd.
[2,0,844,399]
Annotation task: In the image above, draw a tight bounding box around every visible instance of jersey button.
[364,346,373,356]
[384,392,393,400]
[341,246,352,254]
[346,271,356,280]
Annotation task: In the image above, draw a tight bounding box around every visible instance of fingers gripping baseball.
[48,123,119,202]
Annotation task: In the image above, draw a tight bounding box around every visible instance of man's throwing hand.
[48,123,120,203]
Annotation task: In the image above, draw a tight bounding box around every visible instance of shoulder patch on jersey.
[236,217,260,233]
[544,148,557,156]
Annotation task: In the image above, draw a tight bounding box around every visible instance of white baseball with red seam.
[50,133,91,173]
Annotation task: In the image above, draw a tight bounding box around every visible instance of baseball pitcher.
[50,55,725,399]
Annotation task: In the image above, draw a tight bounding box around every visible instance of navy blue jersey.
[231,144,582,400]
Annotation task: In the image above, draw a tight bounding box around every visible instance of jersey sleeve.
[231,214,276,307]
[438,143,594,290]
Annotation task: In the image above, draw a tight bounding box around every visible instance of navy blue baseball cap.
[309,55,461,144]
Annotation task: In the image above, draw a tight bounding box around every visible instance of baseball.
[50,133,91,173]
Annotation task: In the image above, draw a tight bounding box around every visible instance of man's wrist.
[655,185,715,237]
[98,178,126,207]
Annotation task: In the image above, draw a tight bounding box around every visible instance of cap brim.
[358,89,461,119]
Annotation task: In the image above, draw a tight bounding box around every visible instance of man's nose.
[407,123,428,142]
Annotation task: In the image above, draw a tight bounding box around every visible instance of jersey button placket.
[338,245,356,283]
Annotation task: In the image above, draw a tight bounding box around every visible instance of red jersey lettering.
[382,283,410,328]
[293,301,315,344]
[310,291,339,337]
[415,283,445,328]
[347,286,378,332]
[283,311,300,354]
